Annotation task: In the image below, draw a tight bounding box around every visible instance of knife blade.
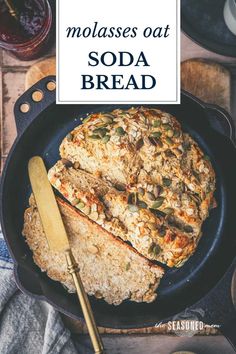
[28,156,70,252]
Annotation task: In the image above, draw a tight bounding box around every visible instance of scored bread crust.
[22,195,164,305]
[59,107,215,204]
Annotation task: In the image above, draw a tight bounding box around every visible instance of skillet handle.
[204,103,236,145]
[14,75,56,136]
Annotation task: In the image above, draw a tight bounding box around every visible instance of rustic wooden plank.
[25,56,56,89]
[2,44,56,68]
[181,34,236,64]
[62,314,219,336]
[2,51,36,68]
[74,334,235,354]
[181,59,231,112]
[1,70,25,158]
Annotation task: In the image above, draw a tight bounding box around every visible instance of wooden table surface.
[0,33,236,352]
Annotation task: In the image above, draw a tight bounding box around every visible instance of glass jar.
[0,0,53,60]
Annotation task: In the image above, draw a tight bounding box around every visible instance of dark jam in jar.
[0,0,52,60]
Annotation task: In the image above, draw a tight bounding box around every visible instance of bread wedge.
[48,161,200,268]
[22,195,164,305]
[59,107,215,203]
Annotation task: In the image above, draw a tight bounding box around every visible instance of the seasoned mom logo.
[155,308,220,337]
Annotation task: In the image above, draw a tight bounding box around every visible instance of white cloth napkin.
[0,231,80,354]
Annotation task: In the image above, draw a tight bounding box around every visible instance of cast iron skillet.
[182,0,236,57]
[1,76,236,348]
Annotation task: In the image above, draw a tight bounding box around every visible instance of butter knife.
[28,156,104,354]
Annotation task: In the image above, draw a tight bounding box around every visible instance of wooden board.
[25,56,56,89]
[181,59,231,112]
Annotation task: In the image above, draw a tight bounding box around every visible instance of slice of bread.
[48,160,199,268]
[22,195,164,305]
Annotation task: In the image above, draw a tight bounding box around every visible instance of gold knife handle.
[65,250,104,354]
